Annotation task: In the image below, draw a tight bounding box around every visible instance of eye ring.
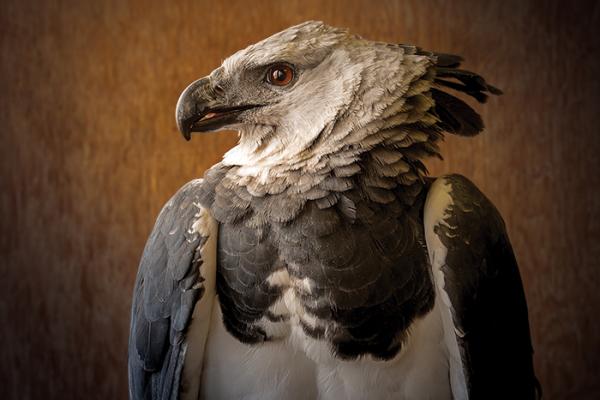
[266,64,294,86]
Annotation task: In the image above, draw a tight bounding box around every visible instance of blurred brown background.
[1,0,599,399]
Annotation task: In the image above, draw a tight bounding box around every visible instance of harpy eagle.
[128,21,539,400]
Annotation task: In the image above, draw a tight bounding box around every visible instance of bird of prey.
[128,21,539,400]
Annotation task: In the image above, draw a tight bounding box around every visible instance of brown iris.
[266,64,294,86]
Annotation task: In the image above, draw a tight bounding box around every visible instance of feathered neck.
[213,68,444,212]
[198,89,444,229]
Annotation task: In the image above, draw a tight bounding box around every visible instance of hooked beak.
[175,77,259,141]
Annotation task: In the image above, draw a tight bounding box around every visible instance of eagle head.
[176,21,500,175]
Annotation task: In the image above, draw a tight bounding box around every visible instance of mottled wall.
[1,0,599,399]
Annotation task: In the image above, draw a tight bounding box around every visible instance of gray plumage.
[129,181,207,399]
[129,21,539,400]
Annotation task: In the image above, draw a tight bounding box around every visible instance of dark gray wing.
[424,174,540,400]
[128,179,217,400]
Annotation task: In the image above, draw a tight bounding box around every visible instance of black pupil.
[273,69,286,81]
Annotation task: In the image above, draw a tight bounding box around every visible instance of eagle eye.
[266,64,294,86]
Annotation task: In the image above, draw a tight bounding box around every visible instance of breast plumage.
[207,168,435,361]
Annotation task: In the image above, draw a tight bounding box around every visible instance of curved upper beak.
[175,77,259,141]
[176,77,211,140]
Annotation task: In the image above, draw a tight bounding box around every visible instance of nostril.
[213,83,225,96]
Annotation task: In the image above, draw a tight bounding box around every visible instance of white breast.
[314,297,451,400]
[200,300,318,400]
[200,292,452,400]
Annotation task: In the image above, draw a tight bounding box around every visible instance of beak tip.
[180,125,191,141]
[176,112,192,141]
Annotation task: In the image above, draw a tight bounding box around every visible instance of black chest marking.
[216,223,283,343]
[199,164,435,360]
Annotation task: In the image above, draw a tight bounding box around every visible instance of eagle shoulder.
[128,179,218,400]
[424,174,539,399]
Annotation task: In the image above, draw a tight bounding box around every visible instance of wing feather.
[424,175,540,400]
[128,179,218,400]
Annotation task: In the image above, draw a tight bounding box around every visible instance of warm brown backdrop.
[1,0,599,399]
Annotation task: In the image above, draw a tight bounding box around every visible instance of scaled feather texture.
[129,21,539,400]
